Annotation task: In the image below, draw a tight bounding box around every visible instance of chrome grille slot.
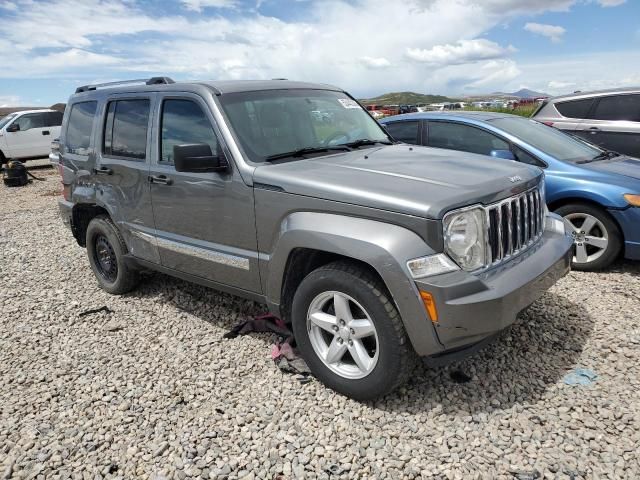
[486,185,544,266]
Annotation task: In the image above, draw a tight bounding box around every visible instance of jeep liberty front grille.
[486,185,545,266]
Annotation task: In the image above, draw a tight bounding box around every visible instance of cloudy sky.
[0,0,638,106]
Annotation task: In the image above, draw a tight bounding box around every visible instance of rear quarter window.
[385,121,419,144]
[555,98,594,119]
[65,101,97,156]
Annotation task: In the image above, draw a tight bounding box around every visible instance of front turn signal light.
[623,194,640,207]
[419,291,438,323]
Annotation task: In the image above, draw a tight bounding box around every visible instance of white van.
[0,109,63,163]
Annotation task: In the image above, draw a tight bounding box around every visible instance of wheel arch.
[548,196,624,240]
[263,212,443,356]
[71,204,111,247]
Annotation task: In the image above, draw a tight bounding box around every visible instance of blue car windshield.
[489,117,602,162]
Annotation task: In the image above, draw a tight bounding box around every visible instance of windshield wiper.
[576,150,621,164]
[265,145,351,162]
[343,138,393,149]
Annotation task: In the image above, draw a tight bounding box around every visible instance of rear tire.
[86,215,139,294]
[554,203,622,271]
[291,261,415,400]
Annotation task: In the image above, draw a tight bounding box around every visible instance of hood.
[579,156,640,182]
[253,144,541,219]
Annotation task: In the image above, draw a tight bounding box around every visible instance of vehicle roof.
[380,111,517,122]
[4,109,57,115]
[71,79,344,99]
[549,86,640,102]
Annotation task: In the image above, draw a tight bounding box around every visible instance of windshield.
[218,89,390,162]
[489,116,602,162]
[0,113,17,130]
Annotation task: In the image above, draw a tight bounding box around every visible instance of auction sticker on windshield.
[338,98,361,109]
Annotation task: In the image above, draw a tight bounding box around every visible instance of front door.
[5,112,49,158]
[148,93,260,292]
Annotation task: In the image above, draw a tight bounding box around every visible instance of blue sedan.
[380,111,640,270]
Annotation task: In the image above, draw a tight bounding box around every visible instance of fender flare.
[264,212,443,355]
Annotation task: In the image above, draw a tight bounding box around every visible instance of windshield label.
[338,98,361,109]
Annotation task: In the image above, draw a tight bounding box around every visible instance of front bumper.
[609,206,640,261]
[413,224,573,353]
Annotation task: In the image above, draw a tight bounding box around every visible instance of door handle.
[42,130,50,135]
[588,127,600,134]
[149,174,173,185]
[93,166,113,175]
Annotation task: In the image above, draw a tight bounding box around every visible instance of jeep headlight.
[443,207,487,271]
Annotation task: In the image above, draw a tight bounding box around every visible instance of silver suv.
[56,77,572,400]
[532,87,640,158]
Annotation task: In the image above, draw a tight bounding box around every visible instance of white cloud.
[181,0,238,12]
[524,22,566,42]
[0,95,21,107]
[406,39,515,65]
[596,0,625,6]
[548,80,576,90]
[360,56,391,68]
[0,0,633,102]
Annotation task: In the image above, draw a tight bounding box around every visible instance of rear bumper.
[58,199,74,230]
[609,207,640,261]
[413,224,573,353]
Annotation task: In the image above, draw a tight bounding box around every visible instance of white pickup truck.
[0,109,63,164]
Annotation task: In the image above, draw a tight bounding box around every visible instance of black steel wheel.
[86,215,139,294]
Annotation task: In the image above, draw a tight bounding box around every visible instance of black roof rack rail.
[75,77,175,93]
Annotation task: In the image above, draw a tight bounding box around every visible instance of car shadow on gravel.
[375,292,595,414]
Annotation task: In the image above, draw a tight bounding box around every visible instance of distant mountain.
[491,88,549,99]
[360,91,456,105]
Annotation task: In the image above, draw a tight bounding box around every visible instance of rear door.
[148,93,260,292]
[5,112,48,158]
[575,94,640,157]
[546,98,594,135]
[95,94,160,264]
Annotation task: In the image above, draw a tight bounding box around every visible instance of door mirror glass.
[490,149,516,160]
[6,123,19,132]
[173,143,227,173]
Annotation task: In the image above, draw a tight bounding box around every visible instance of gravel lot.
[1,165,639,480]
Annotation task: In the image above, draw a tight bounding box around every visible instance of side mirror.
[490,149,516,161]
[173,143,228,173]
[6,123,19,133]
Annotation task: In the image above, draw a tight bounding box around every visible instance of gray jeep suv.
[56,77,573,400]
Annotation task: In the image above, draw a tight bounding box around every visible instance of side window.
[513,145,546,168]
[46,111,64,127]
[14,113,46,131]
[385,121,419,144]
[65,101,97,155]
[160,99,219,165]
[555,98,594,119]
[428,122,509,156]
[589,95,640,122]
[103,99,150,160]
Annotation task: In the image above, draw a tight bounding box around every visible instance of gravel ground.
[1,166,639,480]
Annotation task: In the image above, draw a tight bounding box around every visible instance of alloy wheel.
[306,291,379,379]
[564,213,609,264]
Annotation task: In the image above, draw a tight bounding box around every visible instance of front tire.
[291,261,415,400]
[86,215,139,294]
[554,203,622,271]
